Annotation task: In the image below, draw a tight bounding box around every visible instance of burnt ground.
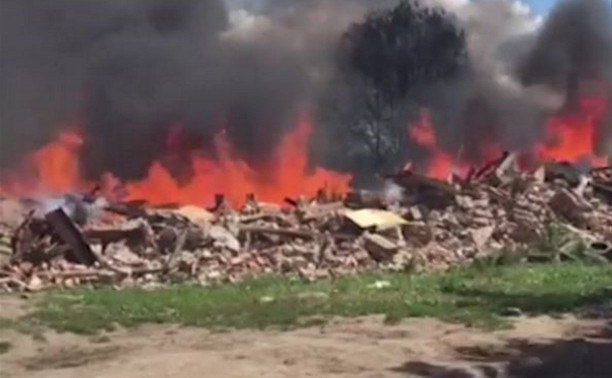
[1,295,611,378]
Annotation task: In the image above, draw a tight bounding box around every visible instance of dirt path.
[1,311,609,378]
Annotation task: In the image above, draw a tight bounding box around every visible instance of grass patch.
[0,318,15,329]
[18,262,612,334]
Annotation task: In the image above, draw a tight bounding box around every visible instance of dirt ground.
[1,294,610,378]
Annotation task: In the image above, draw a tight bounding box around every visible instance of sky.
[228,1,612,17]
[526,0,557,14]
[527,0,612,15]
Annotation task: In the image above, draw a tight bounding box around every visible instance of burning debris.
[0,0,610,205]
[0,1,611,292]
[2,154,612,293]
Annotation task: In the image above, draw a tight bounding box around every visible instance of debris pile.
[1,153,612,292]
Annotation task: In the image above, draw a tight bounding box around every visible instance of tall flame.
[536,95,609,166]
[1,93,609,201]
[0,115,351,207]
[0,130,87,196]
[408,111,457,179]
[407,94,610,179]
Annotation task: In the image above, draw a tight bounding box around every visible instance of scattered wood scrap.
[1,153,612,292]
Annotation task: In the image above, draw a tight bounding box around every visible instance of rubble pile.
[1,153,612,292]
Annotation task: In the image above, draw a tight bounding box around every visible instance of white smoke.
[224,8,272,41]
[382,181,405,204]
[456,1,562,112]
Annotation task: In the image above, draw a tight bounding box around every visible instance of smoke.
[430,0,612,154]
[1,0,611,186]
[312,0,612,183]
[0,0,383,179]
[436,0,553,150]
[411,0,560,155]
[519,0,612,90]
[311,0,545,180]
[1,0,231,178]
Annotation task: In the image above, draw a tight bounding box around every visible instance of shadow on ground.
[392,289,612,378]
[394,336,612,377]
[440,284,612,317]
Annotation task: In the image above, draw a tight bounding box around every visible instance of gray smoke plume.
[428,0,611,154]
[519,0,612,90]
[1,0,231,178]
[517,0,612,156]
[312,0,611,184]
[1,0,610,187]
[0,0,381,180]
[311,0,547,181]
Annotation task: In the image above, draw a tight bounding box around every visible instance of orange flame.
[407,94,610,179]
[407,111,471,179]
[536,96,609,167]
[32,132,84,192]
[1,115,351,207]
[1,93,609,201]
[0,130,88,196]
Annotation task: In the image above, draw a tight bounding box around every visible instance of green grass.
[15,263,612,334]
[0,318,15,329]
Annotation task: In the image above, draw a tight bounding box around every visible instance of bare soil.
[1,309,609,378]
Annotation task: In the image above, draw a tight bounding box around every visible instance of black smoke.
[518,0,612,157]
[313,0,612,182]
[1,0,611,187]
[519,0,612,91]
[0,0,332,179]
[311,0,469,181]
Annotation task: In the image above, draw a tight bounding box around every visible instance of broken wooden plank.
[284,195,308,208]
[238,226,355,241]
[495,152,518,178]
[363,233,399,262]
[239,226,317,240]
[45,208,96,266]
[166,205,214,227]
[239,213,295,227]
[90,245,132,276]
[284,197,299,207]
[385,171,460,196]
[211,194,231,213]
[471,152,518,185]
[549,188,591,226]
[344,190,386,209]
[591,180,612,203]
[299,201,346,221]
[545,161,583,187]
[10,210,36,263]
[84,225,150,245]
[165,230,188,273]
[470,151,510,182]
[104,202,147,218]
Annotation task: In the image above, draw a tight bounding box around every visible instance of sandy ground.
[1,297,609,378]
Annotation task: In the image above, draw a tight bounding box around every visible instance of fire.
[31,131,84,192]
[408,113,437,148]
[407,94,610,179]
[536,95,609,167]
[407,111,472,179]
[125,115,351,206]
[0,116,351,207]
[1,94,608,202]
[0,130,88,196]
